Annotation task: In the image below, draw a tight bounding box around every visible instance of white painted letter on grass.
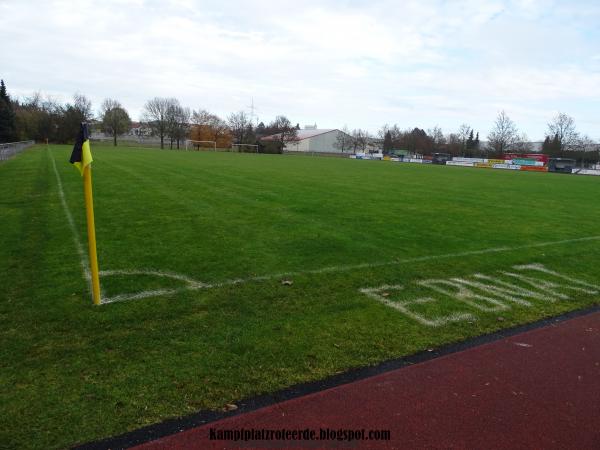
[513,263,599,294]
[417,279,509,312]
[360,285,474,327]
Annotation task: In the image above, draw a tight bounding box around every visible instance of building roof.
[261,129,337,141]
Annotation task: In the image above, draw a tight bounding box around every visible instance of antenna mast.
[248,97,259,126]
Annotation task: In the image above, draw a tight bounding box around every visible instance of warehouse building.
[262,125,353,154]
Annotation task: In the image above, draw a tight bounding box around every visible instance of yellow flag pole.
[83,164,101,305]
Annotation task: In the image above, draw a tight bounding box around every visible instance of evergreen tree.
[542,136,551,154]
[474,132,480,150]
[383,130,393,153]
[244,124,256,145]
[0,80,17,142]
[551,133,561,156]
[466,129,474,150]
[255,121,266,137]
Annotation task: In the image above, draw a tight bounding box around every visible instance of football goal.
[232,143,259,153]
[185,140,217,151]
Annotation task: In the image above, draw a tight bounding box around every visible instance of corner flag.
[70,123,93,175]
[70,122,101,305]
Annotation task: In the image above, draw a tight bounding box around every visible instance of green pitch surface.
[2,145,600,448]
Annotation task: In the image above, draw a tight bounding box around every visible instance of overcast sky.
[1,0,599,139]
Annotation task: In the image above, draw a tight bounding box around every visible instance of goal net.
[185,140,217,151]
[232,143,259,153]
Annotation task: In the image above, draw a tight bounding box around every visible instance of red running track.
[136,312,600,449]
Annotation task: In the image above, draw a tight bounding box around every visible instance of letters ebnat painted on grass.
[359,264,599,327]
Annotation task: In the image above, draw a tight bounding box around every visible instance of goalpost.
[232,143,259,153]
[185,140,217,151]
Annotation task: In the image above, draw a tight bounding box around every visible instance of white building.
[262,126,353,154]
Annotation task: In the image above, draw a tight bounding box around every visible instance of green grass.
[1,144,599,449]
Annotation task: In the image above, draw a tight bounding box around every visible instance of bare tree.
[457,123,471,153]
[100,98,132,146]
[15,92,64,142]
[427,126,446,150]
[568,134,599,168]
[547,112,580,152]
[166,101,190,149]
[351,129,368,152]
[191,109,212,127]
[487,110,519,154]
[446,133,462,156]
[512,132,533,152]
[57,93,93,142]
[333,125,353,153]
[268,115,298,150]
[377,124,391,141]
[143,97,177,148]
[73,93,93,122]
[380,124,402,144]
[191,109,229,144]
[227,111,252,144]
[177,106,191,149]
[577,135,597,153]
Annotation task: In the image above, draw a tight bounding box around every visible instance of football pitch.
[2,145,600,449]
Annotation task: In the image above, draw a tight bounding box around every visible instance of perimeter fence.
[0,140,35,161]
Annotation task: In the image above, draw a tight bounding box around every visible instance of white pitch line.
[100,269,206,289]
[100,234,600,305]
[49,148,95,296]
[202,235,600,288]
[99,269,207,304]
[48,147,600,306]
[103,288,182,304]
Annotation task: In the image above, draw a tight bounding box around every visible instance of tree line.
[371,110,597,162]
[0,84,120,145]
[140,97,300,152]
[0,79,597,163]
[0,80,301,153]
